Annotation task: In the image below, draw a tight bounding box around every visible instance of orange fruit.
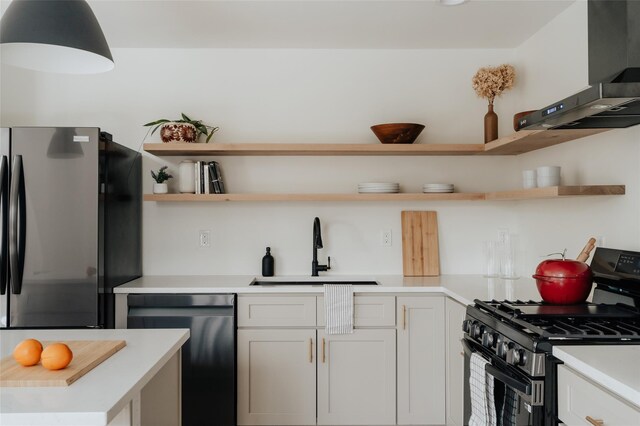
[13,339,44,366]
[41,343,73,370]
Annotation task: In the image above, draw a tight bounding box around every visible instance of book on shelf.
[203,164,211,194]
[199,162,206,194]
[193,161,210,194]
[208,161,226,194]
[191,160,226,195]
[194,161,201,194]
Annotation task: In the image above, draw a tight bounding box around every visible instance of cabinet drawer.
[238,296,316,327]
[317,296,395,327]
[557,365,640,426]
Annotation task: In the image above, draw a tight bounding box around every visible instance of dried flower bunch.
[472,64,515,105]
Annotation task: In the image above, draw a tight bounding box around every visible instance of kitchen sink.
[251,280,378,286]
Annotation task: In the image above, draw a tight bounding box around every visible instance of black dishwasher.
[127,294,236,426]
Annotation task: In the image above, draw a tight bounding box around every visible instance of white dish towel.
[468,352,497,426]
[324,284,354,334]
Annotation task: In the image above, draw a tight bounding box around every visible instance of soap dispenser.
[262,247,274,277]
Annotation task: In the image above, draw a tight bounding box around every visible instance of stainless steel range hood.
[516,0,640,131]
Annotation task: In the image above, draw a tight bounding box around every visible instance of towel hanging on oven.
[469,352,497,426]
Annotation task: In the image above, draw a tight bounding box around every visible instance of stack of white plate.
[423,183,454,193]
[358,182,400,193]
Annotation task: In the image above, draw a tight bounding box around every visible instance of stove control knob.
[472,324,484,339]
[497,341,509,359]
[462,320,472,333]
[509,349,527,366]
[481,331,496,348]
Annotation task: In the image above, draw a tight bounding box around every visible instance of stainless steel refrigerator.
[0,127,141,329]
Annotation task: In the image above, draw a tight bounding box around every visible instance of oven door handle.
[485,364,532,396]
[461,339,532,396]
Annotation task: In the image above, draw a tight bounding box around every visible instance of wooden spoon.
[576,237,597,263]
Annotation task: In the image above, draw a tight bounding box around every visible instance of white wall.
[1,1,638,277]
[1,48,522,276]
[513,1,640,272]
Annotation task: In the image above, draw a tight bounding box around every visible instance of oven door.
[462,338,545,426]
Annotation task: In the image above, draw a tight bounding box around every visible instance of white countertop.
[114,274,543,306]
[0,328,190,426]
[553,345,640,408]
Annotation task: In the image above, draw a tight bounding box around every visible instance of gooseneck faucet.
[312,217,331,276]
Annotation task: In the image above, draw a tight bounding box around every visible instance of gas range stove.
[464,247,640,376]
[464,299,640,377]
[462,247,640,425]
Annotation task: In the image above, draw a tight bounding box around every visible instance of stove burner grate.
[528,317,640,338]
[474,299,640,340]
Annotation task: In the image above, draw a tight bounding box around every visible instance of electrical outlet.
[199,230,211,248]
[381,230,392,247]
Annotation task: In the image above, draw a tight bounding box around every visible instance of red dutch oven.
[532,257,593,304]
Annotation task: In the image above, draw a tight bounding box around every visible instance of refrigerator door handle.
[9,155,25,295]
[0,156,7,295]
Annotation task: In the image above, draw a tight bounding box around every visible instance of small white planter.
[153,183,169,194]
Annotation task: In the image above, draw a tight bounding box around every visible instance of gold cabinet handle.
[309,338,313,363]
[322,338,326,363]
[585,416,604,426]
[402,305,407,330]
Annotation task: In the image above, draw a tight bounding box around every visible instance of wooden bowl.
[370,123,425,144]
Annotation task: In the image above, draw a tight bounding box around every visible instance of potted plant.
[144,113,219,143]
[151,166,173,194]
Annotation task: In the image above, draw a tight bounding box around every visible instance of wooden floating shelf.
[143,128,611,157]
[144,186,624,203]
[482,128,609,155]
[485,185,626,201]
[144,193,485,202]
[143,142,485,156]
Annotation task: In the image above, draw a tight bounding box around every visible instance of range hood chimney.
[517,0,640,131]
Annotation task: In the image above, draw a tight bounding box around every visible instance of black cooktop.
[473,299,640,341]
[523,316,640,339]
[478,300,639,318]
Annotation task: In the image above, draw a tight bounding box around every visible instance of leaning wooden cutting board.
[401,211,440,276]
[0,340,126,387]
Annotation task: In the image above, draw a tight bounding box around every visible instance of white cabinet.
[317,329,396,425]
[445,298,466,426]
[317,296,396,327]
[237,329,317,425]
[238,295,316,327]
[397,296,446,425]
[237,294,453,426]
[557,365,640,426]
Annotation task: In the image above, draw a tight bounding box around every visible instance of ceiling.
[3,0,575,49]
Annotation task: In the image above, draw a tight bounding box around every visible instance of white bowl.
[536,166,561,177]
[537,176,560,187]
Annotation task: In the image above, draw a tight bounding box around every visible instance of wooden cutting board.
[401,211,440,276]
[0,340,126,387]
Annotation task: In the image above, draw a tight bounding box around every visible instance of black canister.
[262,247,274,277]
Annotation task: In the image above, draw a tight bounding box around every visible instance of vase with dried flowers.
[472,64,515,143]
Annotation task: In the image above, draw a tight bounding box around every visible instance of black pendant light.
[0,0,114,74]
